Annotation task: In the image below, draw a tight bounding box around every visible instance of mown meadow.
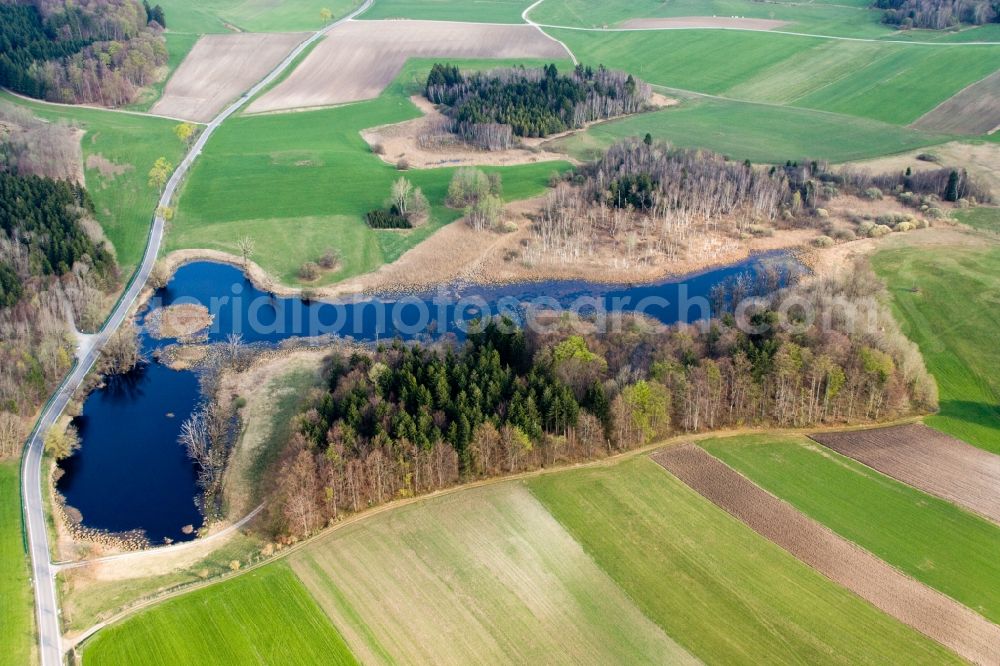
[701,434,1000,623]
[358,0,533,23]
[872,243,1000,452]
[154,0,362,34]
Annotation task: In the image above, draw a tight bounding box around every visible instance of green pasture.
[872,244,1000,451]
[81,564,356,665]
[0,462,32,666]
[359,0,533,23]
[154,0,361,34]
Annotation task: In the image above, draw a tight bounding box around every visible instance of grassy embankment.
[358,0,534,23]
[701,433,1000,623]
[872,243,1000,451]
[529,456,959,664]
[0,462,33,666]
[167,59,573,286]
[0,91,190,274]
[81,564,356,665]
[953,206,1000,233]
[154,0,361,33]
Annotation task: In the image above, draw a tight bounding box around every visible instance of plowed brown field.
[912,70,1000,136]
[654,444,1000,665]
[246,20,570,114]
[812,424,1000,525]
[151,32,309,122]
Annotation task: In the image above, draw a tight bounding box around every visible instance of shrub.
[863,187,883,200]
[365,209,412,229]
[916,153,939,163]
[371,143,385,155]
[815,208,829,218]
[298,261,320,281]
[894,221,915,232]
[869,224,892,238]
[396,158,410,171]
[812,235,834,248]
[925,207,945,220]
[832,227,857,242]
[858,220,876,236]
[318,248,340,269]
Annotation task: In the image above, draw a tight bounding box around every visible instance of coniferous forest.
[425,63,652,150]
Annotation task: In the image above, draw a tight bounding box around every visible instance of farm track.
[811,424,1000,525]
[653,444,1000,665]
[19,3,374,664]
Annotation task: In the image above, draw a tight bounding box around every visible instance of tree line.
[260,260,935,537]
[874,0,998,28]
[425,63,652,150]
[0,0,167,105]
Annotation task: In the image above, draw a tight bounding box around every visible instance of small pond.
[58,254,798,543]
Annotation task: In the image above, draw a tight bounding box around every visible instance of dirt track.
[151,32,309,122]
[247,20,569,114]
[812,424,1000,525]
[619,17,789,30]
[654,444,1000,665]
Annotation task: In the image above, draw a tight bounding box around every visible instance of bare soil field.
[618,17,789,30]
[150,32,309,122]
[653,444,1000,665]
[811,424,1000,525]
[247,20,570,114]
[912,70,1000,136]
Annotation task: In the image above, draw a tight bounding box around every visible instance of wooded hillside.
[874,0,999,28]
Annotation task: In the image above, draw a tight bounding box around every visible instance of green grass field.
[169,59,570,285]
[531,0,893,38]
[290,483,694,664]
[528,456,959,664]
[359,0,533,23]
[954,206,1000,233]
[0,92,190,274]
[701,434,1000,623]
[550,97,948,164]
[155,0,361,33]
[549,28,1000,124]
[872,244,1000,451]
[0,462,33,666]
[82,564,356,665]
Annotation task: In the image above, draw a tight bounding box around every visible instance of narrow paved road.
[21,4,371,664]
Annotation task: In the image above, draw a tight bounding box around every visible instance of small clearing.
[290,483,695,665]
[362,96,570,169]
[811,424,1000,525]
[653,444,1000,666]
[150,32,309,122]
[247,20,569,114]
[618,17,789,30]
[912,70,1000,136]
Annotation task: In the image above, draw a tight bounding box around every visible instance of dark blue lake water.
[58,254,796,543]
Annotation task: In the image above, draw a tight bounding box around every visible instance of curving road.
[20,3,372,664]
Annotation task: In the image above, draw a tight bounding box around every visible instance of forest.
[530,138,989,267]
[260,259,935,537]
[425,63,652,150]
[0,0,167,105]
[0,111,117,457]
[874,0,999,28]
